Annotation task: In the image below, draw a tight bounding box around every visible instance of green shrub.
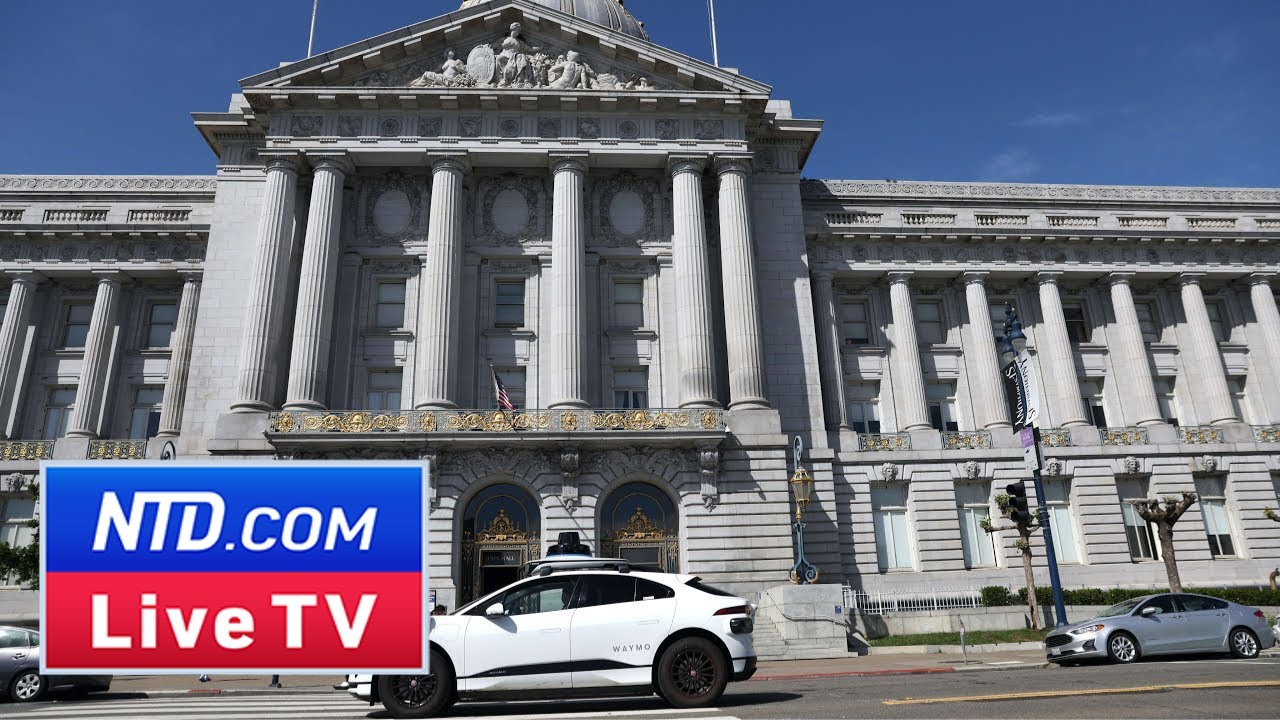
[980,586,1014,607]
[1016,586,1053,606]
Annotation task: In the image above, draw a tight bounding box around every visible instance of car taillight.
[1254,610,1266,618]
[714,605,750,616]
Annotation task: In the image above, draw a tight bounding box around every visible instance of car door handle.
[1169,615,1182,619]
[637,620,659,626]
[541,628,562,634]
[11,653,26,659]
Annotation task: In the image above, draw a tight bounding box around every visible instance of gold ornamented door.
[600,483,678,571]
[460,484,541,604]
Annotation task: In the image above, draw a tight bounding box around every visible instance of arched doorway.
[460,483,541,604]
[599,481,679,571]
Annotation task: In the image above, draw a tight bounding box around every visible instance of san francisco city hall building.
[2,1,1279,643]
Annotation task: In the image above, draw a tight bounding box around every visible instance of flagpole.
[307,0,320,58]
[708,0,720,67]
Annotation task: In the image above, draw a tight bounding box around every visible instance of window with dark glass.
[1062,303,1090,344]
[128,386,164,438]
[841,301,872,345]
[846,381,881,434]
[613,368,648,409]
[495,279,525,327]
[374,282,406,329]
[613,279,644,328]
[926,381,958,431]
[575,575,637,608]
[61,303,92,347]
[145,302,177,347]
[915,301,944,344]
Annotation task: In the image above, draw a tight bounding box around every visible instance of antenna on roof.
[307,0,320,58]
[708,0,720,67]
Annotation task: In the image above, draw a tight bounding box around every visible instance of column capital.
[1249,272,1276,287]
[812,269,835,283]
[178,271,203,284]
[91,269,123,284]
[1035,270,1063,285]
[4,270,45,286]
[428,152,470,175]
[549,153,589,175]
[305,151,355,175]
[666,154,708,176]
[1177,272,1206,286]
[961,271,989,286]
[259,150,304,173]
[1106,271,1135,286]
[712,154,752,177]
[886,271,914,286]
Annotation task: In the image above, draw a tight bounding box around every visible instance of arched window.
[599,482,679,572]
[460,483,540,603]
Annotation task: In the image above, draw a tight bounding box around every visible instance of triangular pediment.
[240,0,771,97]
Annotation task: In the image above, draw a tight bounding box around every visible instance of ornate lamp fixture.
[788,462,819,584]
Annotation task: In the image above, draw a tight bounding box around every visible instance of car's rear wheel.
[378,648,454,718]
[1229,627,1260,658]
[9,670,44,703]
[1106,632,1139,664]
[656,637,728,708]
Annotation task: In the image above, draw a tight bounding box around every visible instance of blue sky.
[2,0,1276,187]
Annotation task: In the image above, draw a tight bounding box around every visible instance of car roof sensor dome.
[547,531,593,557]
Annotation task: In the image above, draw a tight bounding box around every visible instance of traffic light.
[1005,482,1032,525]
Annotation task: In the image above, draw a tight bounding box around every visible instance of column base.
[282,400,327,412]
[229,400,274,413]
[548,399,589,410]
[1140,422,1178,445]
[415,401,459,410]
[63,429,97,439]
[725,406,781,437]
[53,437,90,460]
[678,399,722,409]
[208,411,275,454]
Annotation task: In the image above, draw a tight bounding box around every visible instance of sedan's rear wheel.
[1106,632,1139,664]
[1229,627,1259,658]
[378,648,454,718]
[656,637,728,708]
[9,670,44,703]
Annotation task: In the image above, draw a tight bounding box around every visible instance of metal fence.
[842,584,983,614]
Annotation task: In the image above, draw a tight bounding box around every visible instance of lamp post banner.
[39,461,430,675]
[1002,350,1042,429]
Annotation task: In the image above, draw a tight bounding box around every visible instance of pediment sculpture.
[393,22,656,91]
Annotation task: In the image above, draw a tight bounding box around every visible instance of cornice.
[802,179,1280,207]
[0,176,217,194]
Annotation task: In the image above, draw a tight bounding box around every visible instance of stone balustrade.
[1259,219,1280,229]
[975,214,1028,226]
[941,430,993,450]
[1178,425,1225,444]
[0,209,23,222]
[86,439,147,460]
[0,441,54,461]
[1188,217,1236,229]
[825,211,881,226]
[901,213,955,226]
[1100,426,1150,446]
[1046,215,1099,227]
[1118,216,1168,228]
[43,208,108,223]
[269,408,726,434]
[857,432,911,451]
[128,208,193,223]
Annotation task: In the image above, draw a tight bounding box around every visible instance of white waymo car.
[348,558,757,718]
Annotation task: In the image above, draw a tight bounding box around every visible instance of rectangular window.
[1134,301,1160,343]
[841,301,872,345]
[493,279,525,328]
[128,386,164,439]
[613,368,648,409]
[145,302,178,348]
[988,303,1009,340]
[494,367,526,409]
[1042,478,1080,564]
[1204,300,1227,342]
[1195,477,1235,558]
[613,279,644,328]
[41,386,76,440]
[1226,376,1251,423]
[1062,302,1090,344]
[374,282,407,329]
[955,482,995,568]
[1117,480,1158,561]
[1079,379,1107,427]
[0,496,36,557]
[1154,377,1179,427]
[365,369,403,411]
[926,381,958,431]
[872,484,912,571]
[915,301,944,344]
[61,303,92,347]
[845,381,881,433]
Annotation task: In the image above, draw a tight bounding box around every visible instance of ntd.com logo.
[41,462,429,675]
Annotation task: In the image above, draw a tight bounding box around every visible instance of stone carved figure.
[549,51,596,89]
[494,23,541,88]
[409,49,471,88]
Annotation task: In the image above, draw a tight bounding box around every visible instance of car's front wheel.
[1106,632,1140,664]
[9,670,44,703]
[378,648,454,718]
[1229,627,1260,658]
[656,637,728,708]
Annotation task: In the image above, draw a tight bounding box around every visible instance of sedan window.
[576,575,637,608]
[501,578,578,616]
[1177,594,1227,612]
[1138,595,1182,615]
[0,627,28,648]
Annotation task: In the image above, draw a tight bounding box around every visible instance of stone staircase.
[751,604,858,661]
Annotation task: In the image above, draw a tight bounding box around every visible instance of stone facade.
[2,1,1279,618]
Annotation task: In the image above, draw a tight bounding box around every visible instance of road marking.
[986,661,1024,665]
[883,680,1280,705]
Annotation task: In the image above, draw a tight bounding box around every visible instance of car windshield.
[685,578,734,597]
[1096,598,1144,618]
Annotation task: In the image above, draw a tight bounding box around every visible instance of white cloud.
[1012,112,1087,128]
[980,150,1039,182]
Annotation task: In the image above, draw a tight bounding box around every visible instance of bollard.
[958,616,969,664]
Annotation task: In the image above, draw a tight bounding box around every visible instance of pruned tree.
[1264,504,1279,523]
[982,492,1042,630]
[1129,491,1197,592]
[0,480,38,590]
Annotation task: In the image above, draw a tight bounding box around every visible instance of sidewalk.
[103,649,1053,697]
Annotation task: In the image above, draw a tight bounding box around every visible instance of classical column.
[284,154,353,411]
[0,272,41,439]
[961,272,1009,429]
[812,271,848,429]
[887,272,931,431]
[714,157,769,409]
[414,154,469,409]
[1036,272,1089,427]
[668,156,719,408]
[157,273,202,436]
[232,153,300,412]
[1248,274,1280,421]
[547,154,589,409]
[1106,273,1161,426]
[1178,274,1237,424]
[66,272,122,438]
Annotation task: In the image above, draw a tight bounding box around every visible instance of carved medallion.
[694,119,724,140]
[460,116,482,138]
[379,118,402,137]
[467,44,497,85]
[594,172,658,246]
[478,174,544,246]
[337,116,361,137]
[362,172,424,246]
[290,115,323,137]
[577,118,601,139]
[656,119,678,140]
[499,118,521,138]
[537,118,561,139]
[618,120,639,139]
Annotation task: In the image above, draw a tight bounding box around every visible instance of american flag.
[492,367,517,411]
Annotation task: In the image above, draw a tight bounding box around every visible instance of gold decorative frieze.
[87,440,147,460]
[1040,428,1072,448]
[858,433,910,451]
[1253,425,1280,443]
[266,408,725,435]
[0,441,54,461]
[941,431,992,450]
[1101,427,1149,446]
[1179,426,1224,445]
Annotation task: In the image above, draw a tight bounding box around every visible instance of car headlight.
[1070,624,1105,635]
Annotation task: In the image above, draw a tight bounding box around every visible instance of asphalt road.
[7,655,1280,719]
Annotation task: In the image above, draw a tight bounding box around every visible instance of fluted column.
[668,156,719,408]
[66,272,122,438]
[714,157,768,409]
[547,154,589,409]
[414,154,469,409]
[812,271,848,429]
[1178,274,1237,424]
[1036,272,1089,427]
[232,153,301,411]
[887,272,931,431]
[284,154,353,410]
[1106,273,1161,426]
[1248,274,1280,421]
[962,272,1009,429]
[0,272,42,439]
[157,273,202,436]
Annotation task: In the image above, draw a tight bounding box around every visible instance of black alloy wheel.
[656,637,728,708]
[378,648,454,718]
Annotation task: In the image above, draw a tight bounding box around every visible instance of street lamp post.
[1001,305,1069,628]
[789,437,820,584]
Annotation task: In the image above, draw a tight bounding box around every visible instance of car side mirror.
[485,602,507,617]
[1140,606,1158,617]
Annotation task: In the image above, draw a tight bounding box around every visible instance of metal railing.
[941,431,992,450]
[87,439,147,460]
[0,441,54,461]
[1255,425,1280,443]
[1040,428,1072,447]
[1179,425,1224,444]
[842,584,983,614]
[269,408,726,434]
[1100,426,1149,446]
[857,432,910,451]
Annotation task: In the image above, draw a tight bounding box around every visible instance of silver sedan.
[1044,592,1275,664]
[1,626,112,702]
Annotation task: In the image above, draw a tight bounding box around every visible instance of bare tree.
[1129,491,1198,592]
[982,493,1042,630]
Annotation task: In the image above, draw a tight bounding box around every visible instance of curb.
[104,687,346,699]
[751,661,1050,681]
[868,641,1043,654]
